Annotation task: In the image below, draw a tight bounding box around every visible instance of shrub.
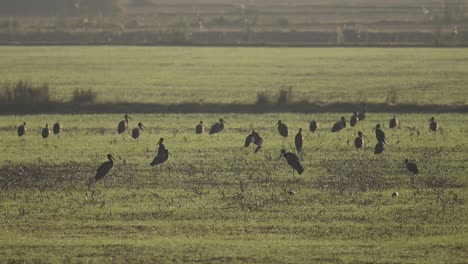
[0,81,50,104]
[277,86,293,105]
[71,88,97,104]
[255,92,270,105]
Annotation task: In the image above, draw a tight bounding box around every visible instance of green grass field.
[0,113,467,262]
[1,47,468,105]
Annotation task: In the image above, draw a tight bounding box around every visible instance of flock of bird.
[14,111,439,187]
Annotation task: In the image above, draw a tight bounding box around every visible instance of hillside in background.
[0,0,467,45]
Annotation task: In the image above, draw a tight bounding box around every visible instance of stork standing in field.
[279,149,304,176]
[429,117,438,133]
[131,122,145,146]
[91,154,116,187]
[17,122,27,139]
[331,116,347,133]
[350,112,359,128]
[195,121,204,134]
[405,159,419,174]
[309,119,318,133]
[354,131,367,152]
[389,115,399,129]
[374,142,385,155]
[295,128,304,154]
[42,124,50,139]
[209,118,228,137]
[53,122,62,137]
[276,120,288,138]
[244,130,263,153]
[151,139,169,167]
[358,104,367,121]
[156,137,166,155]
[373,124,387,144]
[117,114,132,135]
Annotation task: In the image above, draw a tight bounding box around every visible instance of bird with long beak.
[373,124,387,144]
[429,117,438,133]
[276,120,289,138]
[279,149,304,176]
[209,118,228,135]
[131,122,145,146]
[350,112,359,127]
[404,159,419,174]
[91,154,116,188]
[331,116,347,133]
[389,115,399,129]
[118,114,132,135]
[195,121,205,134]
[354,131,367,150]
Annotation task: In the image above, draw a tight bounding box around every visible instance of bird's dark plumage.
[118,114,131,134]
[276,120,288,137]
[389,115,399,129]
[95,154,115,182]
[53,122,62,135]
[331,117,347,132]
[374,142,385,154]
[209,119,226,134]
[309,119,318,132]
[157,138,166,155]
[244,131,263,153]
[429,117,438,132]
[17,122,27,137]
[405,159,419,174]
[295,128,303,153]
[195,121,204,134]
[373,124,387,144]
[151,149,169,166]
[354,131,366,149]
[42,124,50,139]
[358,104,367,121]
[350,112,359,127]
[131,122,145,140]
[280,149,304,175]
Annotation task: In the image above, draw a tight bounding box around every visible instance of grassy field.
[1,47,468,105]
[0,113,467,262]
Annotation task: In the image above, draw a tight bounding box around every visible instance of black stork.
[389,115,400,129]
[94,154,116,184]
[17,122,27,138]
[405,159,419,174]
[244,130,263,153]
[131,122,145,140]
[309,119,318,133]
[150,149,169,166]
[156,137,166,155]
[295,128,303,153]
[350,112,359,127]
[373,124,387,144]
[279,149,304,176]
[429,117,438,133]
[53,122,62,136]
[276,120,288,138]
[117,114,132,135]
[195,121,204,134]
[354,131,367,150]
[374,142,385,155]
[331,116,347,133]
[42,124,50,139]
[209,118,228,135]
[358,104,367,121]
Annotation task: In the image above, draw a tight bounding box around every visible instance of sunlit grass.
[0,113,467,262]
[1,47,467,105]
